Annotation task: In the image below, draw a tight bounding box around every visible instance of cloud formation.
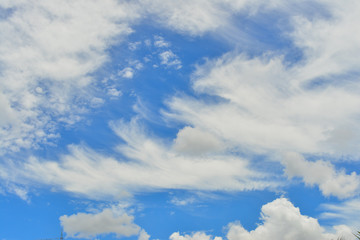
[282,152,360,198]
[0,119,274,199]
[171,198,354,240]
[60,208,141,239]
[0,0,139,153]
[225,198,352,240]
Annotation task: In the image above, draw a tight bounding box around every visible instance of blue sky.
[0,1,360,240]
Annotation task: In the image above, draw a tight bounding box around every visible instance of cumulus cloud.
[138,229,150,240]
[282,152,360,198]
[170,198,354,240]
[0,119,275,199]
[225,198,352,240]
[60,208,141,239]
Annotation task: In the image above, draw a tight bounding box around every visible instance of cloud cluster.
[166,50,360,156]
[160,0,360,198]
[58,198,356,240]
[225,198,352,240]
[171,198,354,240]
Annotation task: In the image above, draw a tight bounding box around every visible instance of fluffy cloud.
[225,198,352,240]
[0,119,275,199]
[138,229,151,240]
[0,0,139,154]
[170,198,354,240]
[60,208,141,239]
[159,50,182,69]
[282,152,360,198]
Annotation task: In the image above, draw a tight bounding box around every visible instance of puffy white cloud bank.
[171,198,355,240]
[58,198,356,240]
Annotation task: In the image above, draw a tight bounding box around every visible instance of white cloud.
[139,0,306,37]
[140,0,230,36]
[5,184,30,203]
[90,97,105,108]
[225,198,353,240]
[108,88,123,97]
[156,0,360,201]
[170,196,196,206]
[129,41,142,51]
[60,208,141,239]
[282,152,360,199]
[0,119,275,199]
[0,0,139,154]
[154,35,170,48]
[158,0,360,160]
[159,50,182,69]
[118,67,135,79]
[173,127,224,155]
[290,0,360,80]
[165,51,360,157]
[138,229,150,240]
[170,198,354,240]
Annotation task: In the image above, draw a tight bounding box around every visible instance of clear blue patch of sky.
[0,192,73,240]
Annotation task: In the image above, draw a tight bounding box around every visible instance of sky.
[0,0,360,239]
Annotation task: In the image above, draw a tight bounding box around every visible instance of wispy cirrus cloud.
[0,118,276,199]
[320,198,360,229]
